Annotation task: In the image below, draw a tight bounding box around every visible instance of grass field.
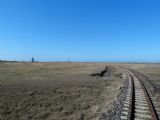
[0,62,123,120]
[117,63,160,85]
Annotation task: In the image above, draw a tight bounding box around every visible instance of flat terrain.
[117,63,160,85]
[0,62,123,120]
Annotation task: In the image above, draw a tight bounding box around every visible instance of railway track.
[120,70,160,120]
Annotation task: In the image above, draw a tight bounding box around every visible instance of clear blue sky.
[0,0,160,62]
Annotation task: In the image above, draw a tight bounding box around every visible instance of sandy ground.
[0,62,124,120]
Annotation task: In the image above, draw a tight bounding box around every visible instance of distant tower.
[32,57,35,62]
[68,58,70,63]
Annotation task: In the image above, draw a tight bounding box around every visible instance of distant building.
[32,57,35,62]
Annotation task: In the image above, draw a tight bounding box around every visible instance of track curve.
[120,69,160,120]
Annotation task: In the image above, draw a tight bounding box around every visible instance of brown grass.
[0,62,123,120]
[114,63,160,84]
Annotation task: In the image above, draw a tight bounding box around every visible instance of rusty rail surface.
[128,75,134,120]
[119,66,159,120]
[138,77,159,120]
[129,72,159,120]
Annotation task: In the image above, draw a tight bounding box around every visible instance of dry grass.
[0,62,123,120]
[115,63,160,84]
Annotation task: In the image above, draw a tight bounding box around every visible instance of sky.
[0,0,160,62]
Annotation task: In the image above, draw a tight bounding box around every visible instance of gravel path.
[100,73,128,120]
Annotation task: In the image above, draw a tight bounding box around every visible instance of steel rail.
[119,66,159,120]
[128,75,135,120]
[137,76,159,120]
